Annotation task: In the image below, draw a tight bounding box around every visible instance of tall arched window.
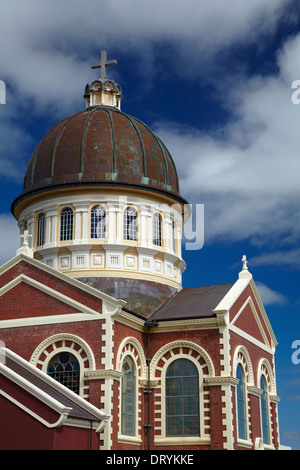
[236,364,247,440]
[91,205,106,239]
[60,207,73,241]
[165,358,200,437]
[47,351,80,394]
[171,221,176,253]
[260,375,270,445]
[121,356,136,436]
[153,213,162,246]
[124,207,137,241]
[37,213,45,246]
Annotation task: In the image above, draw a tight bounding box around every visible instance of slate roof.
[148,284,234,322]
[1,348,109,423]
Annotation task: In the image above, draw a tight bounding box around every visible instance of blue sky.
[1,0,300,449]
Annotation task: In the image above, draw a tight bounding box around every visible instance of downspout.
[143,320,158,450]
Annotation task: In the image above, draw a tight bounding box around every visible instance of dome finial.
[84,50,122,109]
[91,50,117,79]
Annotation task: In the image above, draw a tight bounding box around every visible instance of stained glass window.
[236,364,247,440]
[165,359,200,437]
[121,356,136,436]
[47,351,80,394]
[260,375,270,444]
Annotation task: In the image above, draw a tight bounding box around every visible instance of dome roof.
[13,105,184,212]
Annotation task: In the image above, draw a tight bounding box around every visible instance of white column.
[147,211,152,248]
[73,202,89,244]
[44,208,57,248]
[81,208,88,244]
[164,213,172,252]
[115,206,122,244]
[27,215,34,249]
[107,204,116,244]
[140,209,148,247]
[50,212,57,247]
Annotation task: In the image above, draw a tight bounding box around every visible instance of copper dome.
[12,105,185,213]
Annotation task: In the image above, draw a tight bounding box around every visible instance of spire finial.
[20,230,32,247]
[84,50,122,109]
[17,230,33,258]
[91,50,117,79]
[242,255,248,270]
[239,254,252,280]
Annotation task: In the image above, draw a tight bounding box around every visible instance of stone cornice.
[205,376,239,386]
[84,369,123,381]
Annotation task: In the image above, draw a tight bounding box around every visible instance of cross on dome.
[91,50,117,79]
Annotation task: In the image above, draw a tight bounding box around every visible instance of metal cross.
[242,255,248,270]
[91,50,117,79]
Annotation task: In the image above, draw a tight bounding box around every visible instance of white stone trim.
[150,341,214,445]
[116,338,146,444]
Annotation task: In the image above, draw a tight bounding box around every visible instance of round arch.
[232,345,254,386]
[150,340,215,381]
[30,333,96,371]
[116,336,147,381]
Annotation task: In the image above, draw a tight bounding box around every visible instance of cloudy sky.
[1,0,300,448]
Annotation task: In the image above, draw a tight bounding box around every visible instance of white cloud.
[255,281,287,305]
[250,249,300,270]
[153,32,300,247]
[0,214,20,265]
[0,0,293,107]
[0,0,298,251]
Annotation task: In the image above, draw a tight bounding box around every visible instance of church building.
[0,51,282,450]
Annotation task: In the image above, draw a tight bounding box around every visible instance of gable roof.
[0,254,126,329]
[148,284,234,322]
[0,253,126,310]
[0,347,110,428]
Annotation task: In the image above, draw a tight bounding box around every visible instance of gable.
[0,280,82,321]
[228,282,276,350]
[0,255,126,329]
[230,294,271,348]
[0,258,103,314]
[214,276,277,350]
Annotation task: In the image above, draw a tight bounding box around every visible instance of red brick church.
[0,51,282,450]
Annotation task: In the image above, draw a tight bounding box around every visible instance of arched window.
[260,375,270,445]
[236,364,247,440]
[60,207,73,241]
[121,356,136,436]
[165,358,200,437]
[153,213,162,246]
[47,351,80,394]
[171,221,176,253]
[37,213,45,246]
[124,207,137,241]
[91,205,106,239]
